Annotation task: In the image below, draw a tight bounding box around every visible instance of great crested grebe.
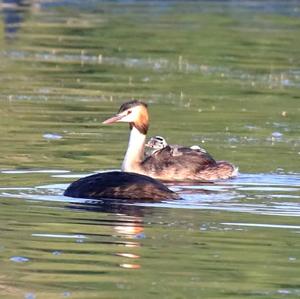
[103,100,238,181]
[64,171,179,201]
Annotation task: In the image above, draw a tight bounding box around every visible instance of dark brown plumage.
[64,171,180,201]
[141,146,235,181]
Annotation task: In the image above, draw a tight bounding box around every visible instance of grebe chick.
[64,171,179,201]
[146,135,207,156]
[147,136,167,149]
[145,136,168,155]
[103,100,238,181]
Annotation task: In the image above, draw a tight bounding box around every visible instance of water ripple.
[0,171,299,217]
[2,49,300,89]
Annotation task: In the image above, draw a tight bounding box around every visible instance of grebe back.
[64,171,179,201]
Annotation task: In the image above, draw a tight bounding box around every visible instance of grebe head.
[103,100,149,134]
[146,136,168,149]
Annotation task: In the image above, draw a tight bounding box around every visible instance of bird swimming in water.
[103,100,238,181]
[64,171,180,201]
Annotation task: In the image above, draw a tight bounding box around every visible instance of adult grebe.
[103,100,238,181]
[64,171,179,201]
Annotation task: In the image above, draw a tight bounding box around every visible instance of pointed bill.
[102,114,124,124]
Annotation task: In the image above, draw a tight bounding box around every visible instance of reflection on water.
[1,0,35,40]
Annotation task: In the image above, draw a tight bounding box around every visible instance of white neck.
[121,126,146,172]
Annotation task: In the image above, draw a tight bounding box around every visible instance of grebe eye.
[127,110,132,115]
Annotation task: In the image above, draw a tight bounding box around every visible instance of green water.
[0,1,300,298]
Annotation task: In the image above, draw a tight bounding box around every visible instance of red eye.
[127,110,132,115]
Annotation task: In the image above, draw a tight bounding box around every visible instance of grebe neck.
[122,125,146,172]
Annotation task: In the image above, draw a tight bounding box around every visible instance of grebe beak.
[145,140,153,148]
[102,114,124,124]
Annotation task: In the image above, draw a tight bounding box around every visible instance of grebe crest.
[117,100,149,135]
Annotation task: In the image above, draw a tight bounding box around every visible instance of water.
[0,1,300,298]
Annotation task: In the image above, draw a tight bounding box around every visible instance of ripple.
[0,172,299,217]
[32,233,87,239]
[221,222,300,229]
[1,169,70,174]
[3,49,300,89]
[43,133,63,140]
[10,256,30,263]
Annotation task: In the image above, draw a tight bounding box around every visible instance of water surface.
[0,1,300,298]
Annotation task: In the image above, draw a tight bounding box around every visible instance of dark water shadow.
[68,199,153,218]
